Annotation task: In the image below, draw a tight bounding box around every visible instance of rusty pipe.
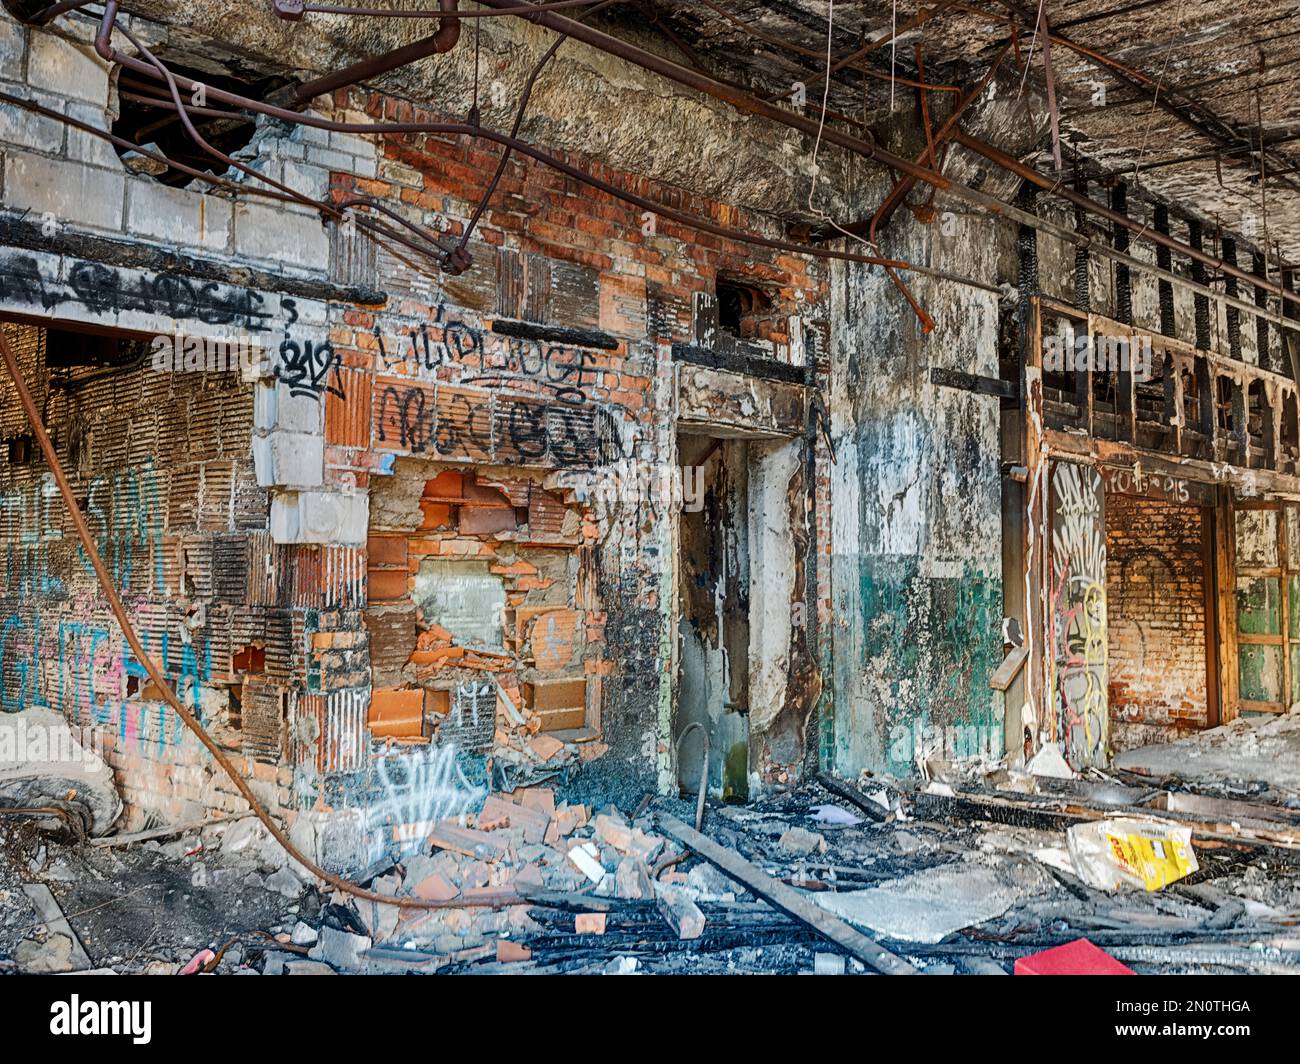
[674,722,709,832]
[468,0,955,193]
[852,46,1011,333]
[285,0,462,107]
[857,44,1012,240]
[952,129,1300,314]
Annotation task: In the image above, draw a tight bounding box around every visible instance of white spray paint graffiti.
[368,742,484,860]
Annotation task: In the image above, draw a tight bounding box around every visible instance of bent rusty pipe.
[284,0,462,107]
[861,45,1011,333]
[674,722,709,832]
[0,329,530,914]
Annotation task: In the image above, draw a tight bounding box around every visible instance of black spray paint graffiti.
[376,305,596,404]
[0,254,342,400]
[0,254,275,331]
[374,381,626,468]
[274,298,343,401]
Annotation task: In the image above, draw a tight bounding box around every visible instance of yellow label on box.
[1105,830,1196,891]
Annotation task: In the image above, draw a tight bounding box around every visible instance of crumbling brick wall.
[1105,492,1211,749]
[0,18,833,857]
[312,86,831,817]
[0,321,287,827]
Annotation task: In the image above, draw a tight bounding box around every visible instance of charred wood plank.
[655,814,918,974]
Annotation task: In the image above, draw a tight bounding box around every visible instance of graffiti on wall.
[1049,462,1108,768]
[0,609,211,746]
[0,253,275,331]
[374,378,625,468]
[275,297,343,402]
[0,461,209,748]
[2,463,164,597]
[375,304,598,404]
[369,742,484,860]
[0,254,336,399]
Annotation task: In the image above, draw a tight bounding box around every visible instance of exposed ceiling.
[604,0,1300,262]
[47,0,1300,269]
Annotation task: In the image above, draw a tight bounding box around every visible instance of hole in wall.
[113,61,284,187]
[233,643,267,674]
[716,277,774,340]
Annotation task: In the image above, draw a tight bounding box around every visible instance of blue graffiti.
[0,474,65,597]
[81,462,165,593]
[0,608,210,751]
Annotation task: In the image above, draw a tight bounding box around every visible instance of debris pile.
[7,765,1300,975]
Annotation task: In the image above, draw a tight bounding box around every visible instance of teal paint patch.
[838,556,1004,775]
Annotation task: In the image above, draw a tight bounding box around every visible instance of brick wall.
[0,19,833,855]
[1105,492,1211,749]
[0,320,287,827]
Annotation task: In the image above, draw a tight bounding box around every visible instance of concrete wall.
[827,205,1007,777]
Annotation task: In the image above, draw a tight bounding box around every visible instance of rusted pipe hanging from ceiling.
[275,0,462,108]
[855,45,1010,333]
[799,43,1007,245]
[467,0,958,192]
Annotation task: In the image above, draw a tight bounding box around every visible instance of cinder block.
[126,178,232,251]
[253,381,278,433]
[0,89,64,154]
[295,119,332,146]
[64,101,119,168]
[270,489,368,545]
[4,150,123,231]
[275,382,324,434]
[303,146,355,172]
[233,201,329,271]
[253,431,324,489]
[310,490,368,544]
[269,492,302,543]
[0,17,25,69]
[253,380,323,434]
[26,34,110,106]
[280,159,330,201]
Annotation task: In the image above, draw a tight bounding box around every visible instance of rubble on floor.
[1114,708,1300,801]
[6,758,1300,974]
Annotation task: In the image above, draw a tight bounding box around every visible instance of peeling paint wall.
[828,208,1006,777]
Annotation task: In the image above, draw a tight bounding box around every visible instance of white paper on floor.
[812,858,1054,944]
